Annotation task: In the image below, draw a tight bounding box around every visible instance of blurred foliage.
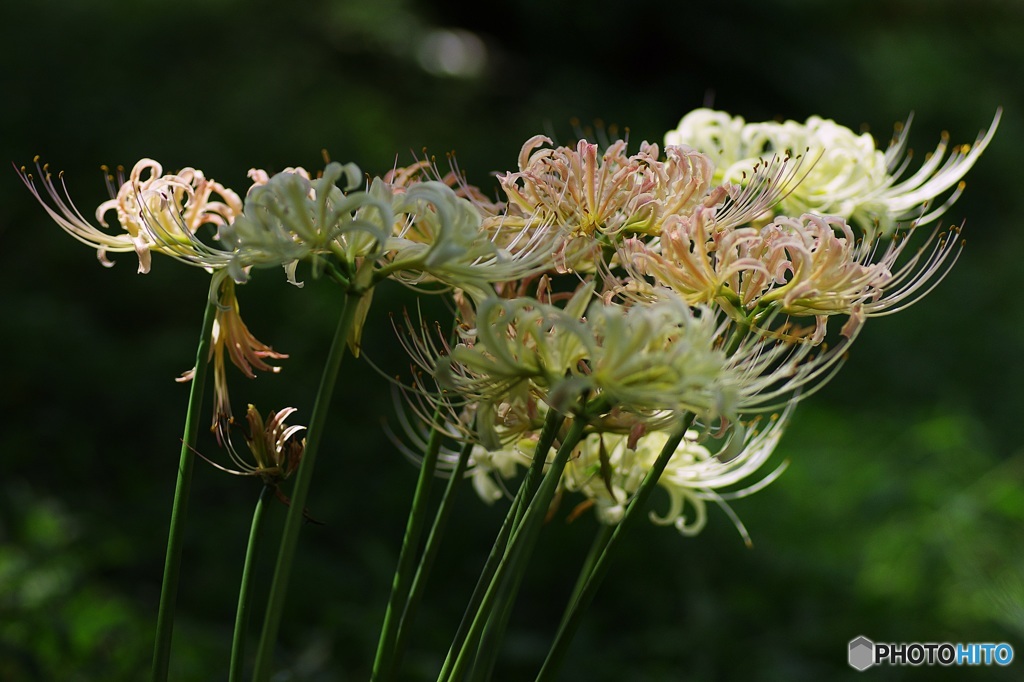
[1,0,1022,680]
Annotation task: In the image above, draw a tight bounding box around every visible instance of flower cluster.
[19,154,553,434]
[392,109,997,540]
[22,106,997,540]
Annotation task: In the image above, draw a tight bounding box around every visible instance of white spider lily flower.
[467,441,535,503]
[426,286,739,422]
[429,285,596,407]
[18,157,242,273]
[666,108,999,234]
[564,407,790,544]
[649,413,789,545]
[425,280,856,419]
[375,179,558,295]
[575,294,731,417]
[220,161,392,286]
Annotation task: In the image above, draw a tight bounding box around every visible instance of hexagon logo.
[849,636,874,671]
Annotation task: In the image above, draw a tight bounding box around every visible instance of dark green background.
[1,0,1021,680]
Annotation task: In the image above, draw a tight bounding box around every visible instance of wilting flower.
[665,107,1000,234]
[202,404,306,488]
[177,275,288,432]
[18,157,242,272]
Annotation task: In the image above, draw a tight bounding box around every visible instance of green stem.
[471,407,573,680]
[448,415,590,682]
[151,277,219,682]
[467,407,567,682]
[557,522,614,633]
[468,567,518,682]
[252,289,366,682]
[437,484,525,682]
[371,415,445,681]
[391,437,474,674]
[536,412,696,681]
[229,484,274,682]
[511,408,567,531]
[436,407,565,681]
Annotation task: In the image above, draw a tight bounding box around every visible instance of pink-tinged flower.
[496,136,715,239]
[246,165,313,190]
[18,157,242,273]
[624,210,962,341]
[620,206,764,310]
[484,134,802,275]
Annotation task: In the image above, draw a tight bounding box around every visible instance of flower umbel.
[564,407,790,544]
[496,136,715,238]
[18,157,242,273]
[666,107,1001,234]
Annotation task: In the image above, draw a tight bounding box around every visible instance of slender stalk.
[437,407,567,681]
[437,484,525,682]
[229,484,274,682]
[536,322,752,677]
[536,412,696,681]
[448,416,590,682]
[467,560,519,682]
[252,289,365,682]
[391,437,474,673]
[371,416,445,681]
[511,408,567,530]
[557,522,614,633]
[464,408,571,679]
[151,277,219,682]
